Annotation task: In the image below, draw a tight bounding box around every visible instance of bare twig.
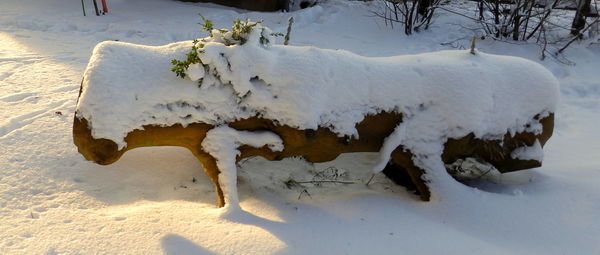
[284,17,294,46]
[365,173,376,186]
[440,35,470,49]
[296,180,355,184]
[372,0,440,35]
[526,0,560,40]
[558,18,600,53]
[298,189,311,200]
[541,23,548,60]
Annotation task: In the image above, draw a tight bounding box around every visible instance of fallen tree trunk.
[74,110,554,206]
[73,22,559,208]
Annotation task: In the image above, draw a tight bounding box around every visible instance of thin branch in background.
[541,23,548,59]
[92,0,100,16]
[439,0,598,63]
[526,0,561,40]
[558,17,600,53]
[470,36,477,54]
[298,189,312,200]
[296,180,356,184]
[284,17,294,45]
[376,0,595,62]
[441,35,470,49]
[365,173,376,186]
[81,0,86,16]
[372,0,441,35]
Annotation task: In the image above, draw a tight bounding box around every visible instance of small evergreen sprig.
[200,15,213,33]
[170,15,214,79]
[231,19,259,44]
[171,39,202,79]
[171,16,284,82]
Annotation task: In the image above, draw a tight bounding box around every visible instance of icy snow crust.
[77,24,559,172]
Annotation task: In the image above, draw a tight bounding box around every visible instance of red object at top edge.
[101,0,108,13]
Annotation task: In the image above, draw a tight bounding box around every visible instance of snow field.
[1,0,599,254]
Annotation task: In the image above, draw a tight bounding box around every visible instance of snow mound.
[76,23,559,200]
[77,23,559,149]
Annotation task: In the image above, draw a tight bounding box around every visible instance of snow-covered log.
[73,23,559,208]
